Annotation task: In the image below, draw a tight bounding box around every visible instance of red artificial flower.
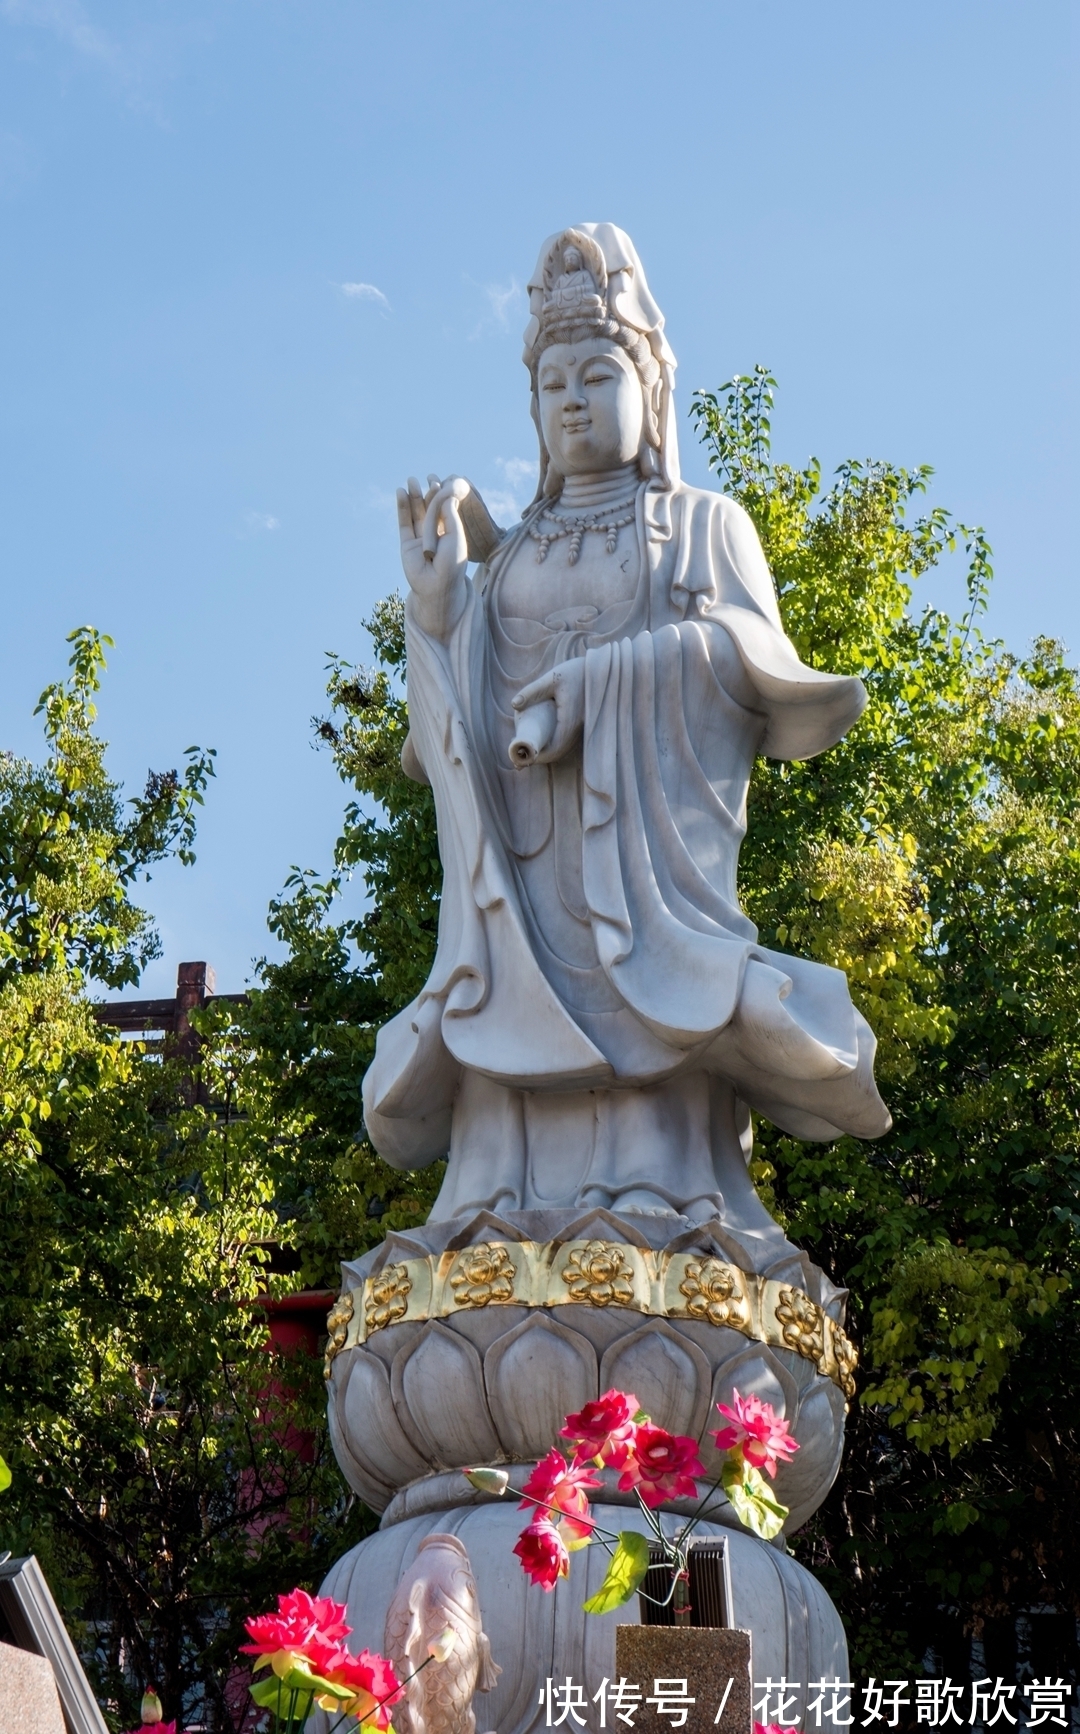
[241,1587,351,1658]
[513,1517,570,1590]
[241,1587,353,1679]
[323,1648,403,1729]
[618,1424,704,1509]
[711,1390,799,1479]
[520,1449,601,1544]
[560,1388,641,1468]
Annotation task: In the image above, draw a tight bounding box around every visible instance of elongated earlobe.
[542,456,563,495]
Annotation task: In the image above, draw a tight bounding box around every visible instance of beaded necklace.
[528,494,638,565]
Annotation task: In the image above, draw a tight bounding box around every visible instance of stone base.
[0,1643,64,1734]
[615,1626,752,1734]
[318,1501,848,1734]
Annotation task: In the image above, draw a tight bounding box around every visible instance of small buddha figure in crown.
[366,223,889,1245]
[545,243,602,318]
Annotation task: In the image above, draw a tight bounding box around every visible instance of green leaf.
[721,1459,788,1542]
[249,1673,315,1713]
[581,1529,650,1614]
[0,1454,11,1493]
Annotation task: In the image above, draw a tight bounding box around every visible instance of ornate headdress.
[523,223,680,495]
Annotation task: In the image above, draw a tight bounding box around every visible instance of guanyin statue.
[318,227,889,1734]
[363,221,889,1232]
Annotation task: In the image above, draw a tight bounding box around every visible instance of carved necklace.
[529,495,637,565]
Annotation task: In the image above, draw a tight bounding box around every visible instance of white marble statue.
[383,1535,499,1734]
[362,223,890,1224]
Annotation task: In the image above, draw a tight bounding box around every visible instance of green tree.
[690,369,1078,1665]
[0,632,364,1732]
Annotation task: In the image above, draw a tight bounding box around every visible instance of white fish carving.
[384,1534,500,1734]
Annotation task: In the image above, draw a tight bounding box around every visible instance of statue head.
[535,338,646,478]
[523,224,679,496]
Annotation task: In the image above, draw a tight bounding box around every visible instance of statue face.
[562,246,582,273]
[537,339,645,476]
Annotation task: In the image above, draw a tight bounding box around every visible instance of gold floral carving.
[776,1285,825,1364]
[450,1242,517,1309]
[832,1324,858,1398]
[678,1258,749,1329]
[323,1290,355,1380]
[366,1263,413,1334]
[332,1238,855,1395]
[561,1240,636,1308]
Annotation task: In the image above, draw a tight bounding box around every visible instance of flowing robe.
[364,481,890,1223]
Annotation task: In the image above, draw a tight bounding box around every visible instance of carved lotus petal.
[777,1378,846,1532]
[700,1343,802,1482]
[599,1318,712,1443]
[482,1313,597,1460]
[334,1349,431,1505]
[393,1322,501,1468]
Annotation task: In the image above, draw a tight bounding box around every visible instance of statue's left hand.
[512,658,585,764]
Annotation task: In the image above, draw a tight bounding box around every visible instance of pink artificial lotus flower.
[618,1424,704,1509]
[712,1390,800,1479]
[325,1648,403,1730]
[123,1725,177,1734]
[240,1586,352,1678]
[513,1517,570,1589]
[754,1724,800,1734]
[520,1449,601,1545]
[560,1388,641,1468]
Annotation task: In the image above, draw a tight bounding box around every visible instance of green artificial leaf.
[249,1673,315,1713]
[0,1454,11,1493]
[721,1459,788,1542]
[301,1669,355,1703]
[581,1529,650,1614]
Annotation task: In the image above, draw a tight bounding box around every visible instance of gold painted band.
[323,1237,856,1399]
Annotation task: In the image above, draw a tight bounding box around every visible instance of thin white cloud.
[498,457,539,493]
[340,281,391,312]
[483,277,525,330]
[0,0,177,120]
[2,0,118,65]
[361,483,399,516]
[482,457,539,524]
[240,511,280,537]
[465,275,527,343]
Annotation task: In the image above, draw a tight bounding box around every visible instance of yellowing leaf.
[581,1529,650,1614]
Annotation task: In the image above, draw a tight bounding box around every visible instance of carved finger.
[422,479,470,562]
[407,476,427,539]
[512,674,555,712]
[397,487,417,538]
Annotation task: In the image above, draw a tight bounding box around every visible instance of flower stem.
[518,1488,621,1543]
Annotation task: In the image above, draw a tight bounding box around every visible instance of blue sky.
[1,0,1076,996]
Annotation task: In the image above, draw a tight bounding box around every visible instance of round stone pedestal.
[319,1501,848,1734]
[319,1208,854,1730]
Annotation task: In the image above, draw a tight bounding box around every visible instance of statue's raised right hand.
[397,474,469,639]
